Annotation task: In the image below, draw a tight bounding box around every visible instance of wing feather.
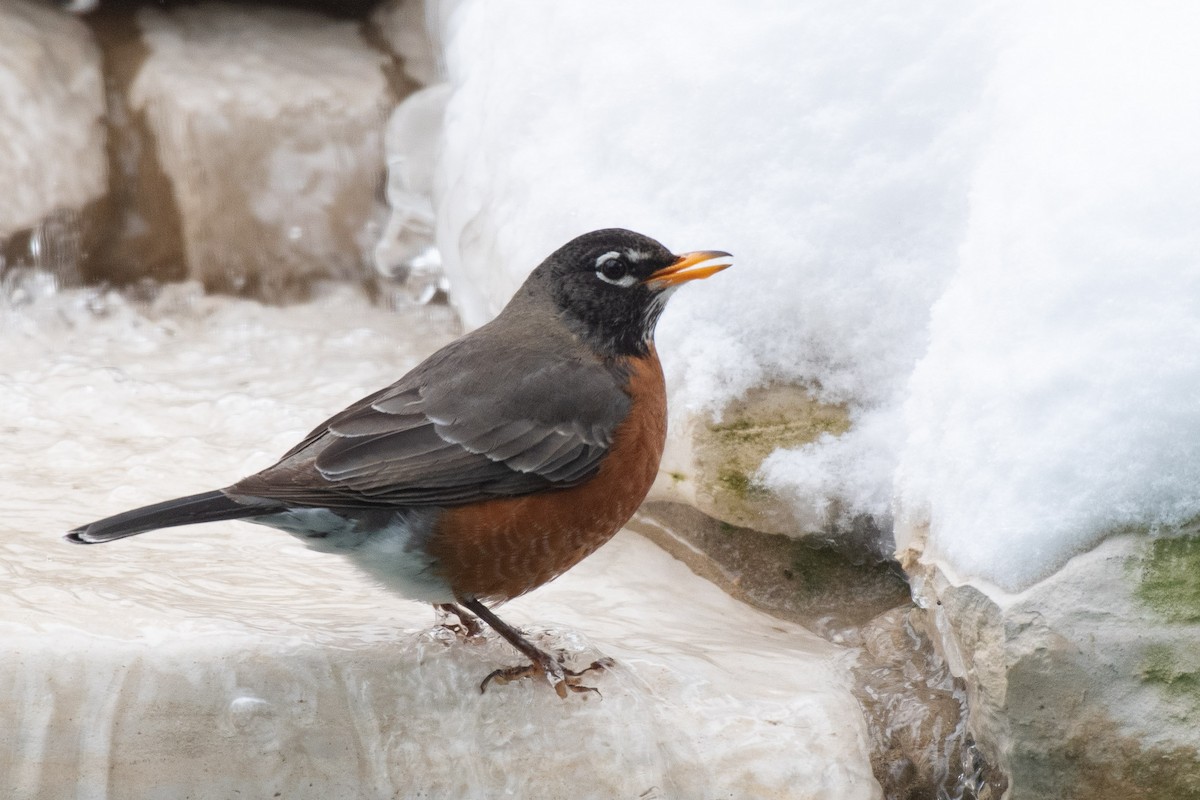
[230,331,631,509]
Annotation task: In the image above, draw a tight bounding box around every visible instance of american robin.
[67,228,731,697]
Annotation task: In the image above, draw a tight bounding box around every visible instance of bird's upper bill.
[644,250,733,289]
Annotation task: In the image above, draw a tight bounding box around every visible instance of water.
[0,279,880,799]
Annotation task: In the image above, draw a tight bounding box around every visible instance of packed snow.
[423,0,1200,590]
[896,4,1200,589]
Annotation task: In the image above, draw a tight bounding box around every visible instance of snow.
[431,0,998,523]
[0,283,878,799]
[429,1,1200,590]
[0,0,106,239]
[896,3,1200,590]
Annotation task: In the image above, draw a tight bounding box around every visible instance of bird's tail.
[65,490,273,544]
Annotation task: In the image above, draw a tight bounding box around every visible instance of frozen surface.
[0,0,106,239]
[0,282,879,799]
[373,85,451,300]
[430,1,1200,590]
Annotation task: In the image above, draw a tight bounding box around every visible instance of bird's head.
[526,228,732,358]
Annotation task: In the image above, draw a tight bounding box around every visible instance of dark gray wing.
[230,332,631,508]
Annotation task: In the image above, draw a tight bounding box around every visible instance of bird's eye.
[595,254,638,287]
[600,258,626,281]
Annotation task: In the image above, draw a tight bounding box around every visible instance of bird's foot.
[480,655,615,698]
[458,596,612,698]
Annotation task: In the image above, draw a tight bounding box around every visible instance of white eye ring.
[596,269,639,288]
[594,251,638,287]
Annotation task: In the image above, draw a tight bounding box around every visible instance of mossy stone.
[694,384,851,532]
[1136,535,1200,624]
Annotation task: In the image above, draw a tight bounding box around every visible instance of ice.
[373,84,452,301]
[0,284,879,798]
[430,1,1200,589]
[0,0,106,238]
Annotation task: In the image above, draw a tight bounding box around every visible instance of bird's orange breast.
[428,349,667,601]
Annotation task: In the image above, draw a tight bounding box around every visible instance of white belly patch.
[249,507,453,604]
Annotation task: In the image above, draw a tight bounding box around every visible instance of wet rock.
[630,502,1006,799]
[128,3,393,300]
[630,501,909,636]
[653,383,856,537]
[901,524,1200,799]
[86,3,187,286]
[371,0,444,87]
[856,607,1007,800]
[0,0,107,282]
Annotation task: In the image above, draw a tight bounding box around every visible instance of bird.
[67,228,732,697]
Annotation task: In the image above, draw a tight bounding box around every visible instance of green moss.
[1140,644,1200,694]
[694,386,856,528]
[707,407,850,448]
[1136,536,1200,623]
[717,467,769,500]
[711,418,755,433]
[667,471,687,484]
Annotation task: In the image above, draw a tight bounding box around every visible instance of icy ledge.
[0,284,879,799]
[3,529,879,798]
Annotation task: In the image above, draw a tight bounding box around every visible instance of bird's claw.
[480,656,615,698]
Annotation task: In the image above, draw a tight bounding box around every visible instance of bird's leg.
[459,597,612,698]
[434,602,485,638]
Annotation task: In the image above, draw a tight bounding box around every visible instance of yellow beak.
[645,250,733,288]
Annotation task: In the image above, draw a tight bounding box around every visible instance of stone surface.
[85,3,187,286]
[129,3,392,299]
[631,502,1007,799]
[854,607,1006,800]
[371,0,444,86]
[902,524,1200,799]
[0,0,107,277]
[652,383,856,537]
[630,501,909,636]
[1,530,881,800]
